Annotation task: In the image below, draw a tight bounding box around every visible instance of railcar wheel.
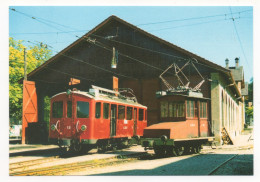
[81,145,92,154]
[97,142,108,153]
[154,146,166,156]
[73,141,82,153]
[174,146,185,156]
[192,144,201,154]
[196,145,202,153]
[184,146,192,154]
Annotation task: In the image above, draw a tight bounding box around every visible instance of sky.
[9,6,253,81]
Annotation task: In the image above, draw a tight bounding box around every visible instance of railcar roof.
[52,90,147,108]
[157,92,210,100]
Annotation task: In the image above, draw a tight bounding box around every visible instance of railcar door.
[61,99,73,138]
[110,104,117,136]
[133,108,137,136]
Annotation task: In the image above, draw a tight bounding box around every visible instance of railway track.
[9,149,244,176]
[208,154,238,175]
[9,156,60,173]
[10,152,148,176]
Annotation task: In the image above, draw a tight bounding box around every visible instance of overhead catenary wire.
[11,8,241,76]
[229,7,251,71]
[26,40,137,80]
[10,8,170,78]
[10,8,252,35]
[148,16,244,32]
[82,36,169,72]
[10,7,188,64]
[136,9,252,26]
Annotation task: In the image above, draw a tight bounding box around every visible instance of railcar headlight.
[51,124,56,131]
[81,125,87,131]
[66,89,71,95]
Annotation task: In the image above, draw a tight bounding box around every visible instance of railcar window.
[77,101,89,118]
[200,101,207,118]
[95,102,101,118]
[127,107,133,120]
[160,101,168,118]
[139,108,144,121]
[118,105,125,120]
[67,101,72,118]
[169,102,176,117]
[145,109,147,120]
[103,103,109,119]
[187,100,195,117]
[187,101,190,117]
[194,102,198,118]
[177,102,185,117]
[52,101,63,118]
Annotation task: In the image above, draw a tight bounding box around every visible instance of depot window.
[52,101,63,118]
[77,101,89,118]
[103,103,109,119]
[118,105,125,120]
[139,108,144,121]
[200,101,207,118]
[127,107,133,120]
[67,101,72,118]
[95,102,101,118]
[187,100,195,118]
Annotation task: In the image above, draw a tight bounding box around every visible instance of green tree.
[245,106,253,118]
[9,37,52,122]
[248,78,253,103]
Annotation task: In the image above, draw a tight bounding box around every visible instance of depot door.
[110,104,117,137]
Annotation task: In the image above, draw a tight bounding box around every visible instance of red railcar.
[141,90,214,156]
[49,85,147,153]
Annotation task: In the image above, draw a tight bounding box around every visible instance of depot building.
[20,16,248,145]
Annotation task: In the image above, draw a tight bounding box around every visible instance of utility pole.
[22,48,27,144]
[24,48,27,81]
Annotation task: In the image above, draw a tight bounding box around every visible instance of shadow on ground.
[90,153,253,176]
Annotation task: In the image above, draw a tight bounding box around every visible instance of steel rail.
[10,152,148,176]
[9,156,60,172]
[208,154,238,175]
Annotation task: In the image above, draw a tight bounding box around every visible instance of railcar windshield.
[77,101,89,118]
[95,102,101,118]
[52,101,63,118]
